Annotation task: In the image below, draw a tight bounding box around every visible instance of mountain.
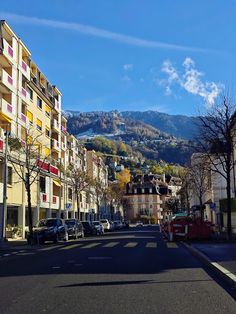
[66,110,194,164]
[121,111,198,140]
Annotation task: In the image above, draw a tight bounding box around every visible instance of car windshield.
[93,222,99,225]
[82,222,90,227]
[65,220,75,227]
[100,220,107,223]
[37,219,57,227]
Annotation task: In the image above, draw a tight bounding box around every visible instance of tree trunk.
[26,181,33,244]
[76,190,80,220]
[226,170,232,238]
[199,196,204,221]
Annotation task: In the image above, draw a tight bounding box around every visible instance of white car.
[100,219,111,231]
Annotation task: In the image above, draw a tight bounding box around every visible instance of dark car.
[65,219,84,239]
[28,218,68,244]
[81,221,97,236]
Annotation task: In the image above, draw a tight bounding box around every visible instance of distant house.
[124,174,163,223]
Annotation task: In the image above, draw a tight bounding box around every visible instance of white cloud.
[1,12,210,52]
[160,57,223,107]
[123,64,133,71]
[121,75,132,83]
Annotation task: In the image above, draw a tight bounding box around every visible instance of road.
[0,226,235,314]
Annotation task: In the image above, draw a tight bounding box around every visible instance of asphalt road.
[0,226,235,314]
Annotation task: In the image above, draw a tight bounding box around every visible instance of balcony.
[0,98,14,120]
[1,39,15,64]
[61,125,67,134]
[51,139,61,152]
[21,60,30,80]
[40,193,49,207]
[54,99,60,112]
[61,142,66,151]
[21,87,30,104]
[0,69,15,93]
[51,195,59,209]
[70,156,74,163]
[52,119,60,133]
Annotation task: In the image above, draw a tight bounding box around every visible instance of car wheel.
[54,233,59,243]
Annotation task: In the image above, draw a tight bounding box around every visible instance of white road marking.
[166,242,178,248]
[59,244,83,250]
[103,242,119,248]
[124,242,138,248]
[81,243,101,249]
[146,242,157,248]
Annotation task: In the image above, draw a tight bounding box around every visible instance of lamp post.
[0,129,10,242]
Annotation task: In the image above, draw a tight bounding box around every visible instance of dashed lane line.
[124,242,138,248]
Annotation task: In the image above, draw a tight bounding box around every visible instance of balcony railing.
[21,113,27,123]
[0,98,14,118]
[0,69,15,92]
[61,125,67,134]
[21,60,30,80]
[51,139,60,151]
[52,119,60,131]
[2,39,14,62]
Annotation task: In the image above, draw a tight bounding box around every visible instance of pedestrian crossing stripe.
[166,242,178,248]
[39,245,61,251]
[146,242,157,248]
[103,242,119,248]
[81,243,101,249]
[124,242,138,248]
[59,244,83,250]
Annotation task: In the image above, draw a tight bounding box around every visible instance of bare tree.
[190,155,211,220]
[67,164,93,219]
[8,127,47,243]
[92,178,105,218]
[196,94,236,236]
[178,167,192,212]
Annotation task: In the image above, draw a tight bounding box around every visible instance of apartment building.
[124,174,163,223]
[0,21,108,238]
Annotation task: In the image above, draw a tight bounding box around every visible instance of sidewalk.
[0,238,28,250]
[183,241,236,286]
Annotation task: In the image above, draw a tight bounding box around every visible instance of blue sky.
[1,0,236,116]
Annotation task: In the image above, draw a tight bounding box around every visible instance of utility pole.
[0,129,9,242]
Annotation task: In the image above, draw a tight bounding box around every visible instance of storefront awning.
[53,180,61,187]
[0,112,12,123]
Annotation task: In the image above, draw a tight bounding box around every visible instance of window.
[45,127,50,138]
[27,87,33,100]
[37,96,42,109]
[36,118,42,131]
[39,176,46,193]
[27,110,33,124]
[7,167,12,185]
[68,188,72,200]
[45,104,50,117]
[80,193,83,202]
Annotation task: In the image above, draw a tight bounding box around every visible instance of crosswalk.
[37,241,179,251]
[0,241,180,259]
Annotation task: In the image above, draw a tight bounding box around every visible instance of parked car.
[81,221,97,236]
[65,219,84,239]
[113,221,122,230]
[100,219,111,232]
[136,221,144,227]
[109,220,115,231]
[93,221,104,235]
[28,218,68,244]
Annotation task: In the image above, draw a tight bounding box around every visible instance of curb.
[182,242,236,287]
